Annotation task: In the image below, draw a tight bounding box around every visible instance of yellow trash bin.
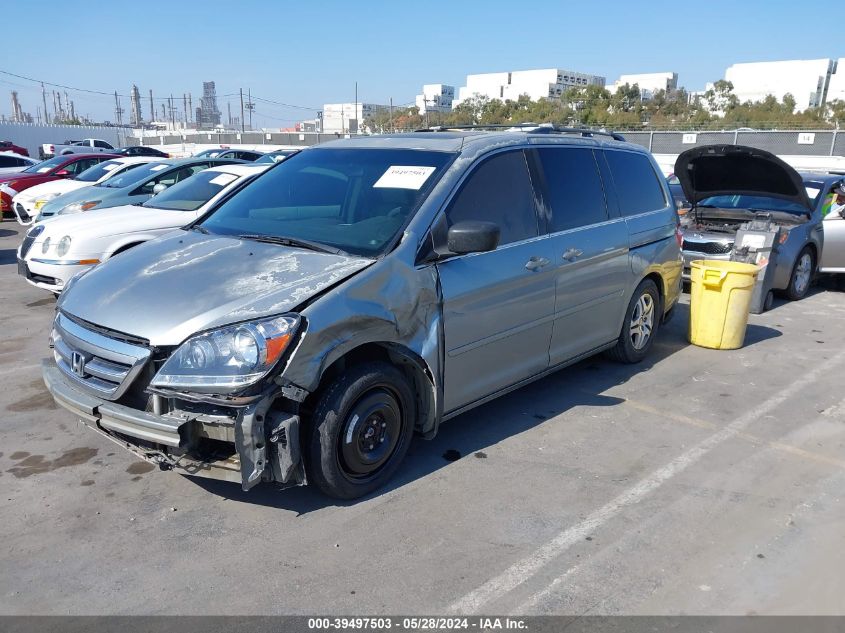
[689,260,759,350]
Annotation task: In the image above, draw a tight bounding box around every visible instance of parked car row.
[16,130,844,501]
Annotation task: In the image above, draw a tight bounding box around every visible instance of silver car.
[43,128,682,499]
[677,145,836,300]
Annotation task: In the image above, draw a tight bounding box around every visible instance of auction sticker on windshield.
[373,165,436,190]
[209,173,238,186]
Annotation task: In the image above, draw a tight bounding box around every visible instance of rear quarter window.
[604,150,667,216]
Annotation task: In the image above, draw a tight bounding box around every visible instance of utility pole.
[41,82,49,124]
[239,88,245,134]
[227,102,232,126]
[149,89,154,123]
[187,94,192,123]
[113,91,123,126]
[183,94,188,126]
[247,88,253,131]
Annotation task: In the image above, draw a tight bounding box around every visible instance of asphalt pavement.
[0,221,843,616]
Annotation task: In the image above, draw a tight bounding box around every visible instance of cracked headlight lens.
[150,315,299,393]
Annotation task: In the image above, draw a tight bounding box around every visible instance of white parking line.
[448,351,845,615]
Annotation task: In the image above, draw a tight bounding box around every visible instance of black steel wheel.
[306,361,415,499]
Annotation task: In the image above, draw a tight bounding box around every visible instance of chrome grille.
[51,312,151,400]
[682,239,734,255]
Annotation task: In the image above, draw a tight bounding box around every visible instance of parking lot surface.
[0,222,843,616]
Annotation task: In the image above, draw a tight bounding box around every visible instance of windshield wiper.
[237,234,347,256]
[190,225,210,234]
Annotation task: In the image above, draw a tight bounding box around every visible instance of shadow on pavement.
[188,297,781,513]
[0,248,18,265]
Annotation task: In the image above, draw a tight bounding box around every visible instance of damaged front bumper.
[42,360,305,491]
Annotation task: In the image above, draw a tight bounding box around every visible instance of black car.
[193,148,264,161]
[114,146,170,158]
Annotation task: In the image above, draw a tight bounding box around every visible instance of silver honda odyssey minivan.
[43,127,682,499]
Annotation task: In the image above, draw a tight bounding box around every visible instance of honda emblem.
[70,351,86,377]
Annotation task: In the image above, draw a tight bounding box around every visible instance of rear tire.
[785,247,814,301]
[607,279,660,364]
[305,361,415,500]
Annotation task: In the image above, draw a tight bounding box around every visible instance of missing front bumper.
[42,360,305,490]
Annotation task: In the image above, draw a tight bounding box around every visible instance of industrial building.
[612,72,678,99]
[724,58,838,111]
[321,102,389,134]
[415,84,455,114]
[195,81,221,129]
[454,68,605,106]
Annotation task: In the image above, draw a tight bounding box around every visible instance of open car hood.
[674,145,812,211]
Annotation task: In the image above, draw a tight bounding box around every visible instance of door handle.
[562,248,583,261]
[524,256,550,271]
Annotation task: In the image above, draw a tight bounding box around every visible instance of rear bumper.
[42,360,303,490]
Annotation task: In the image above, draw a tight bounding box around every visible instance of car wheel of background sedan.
[306,361,415,500]
[607,278,660,364]
[785,247,814,301]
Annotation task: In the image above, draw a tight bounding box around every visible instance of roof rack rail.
[414,123,626,142]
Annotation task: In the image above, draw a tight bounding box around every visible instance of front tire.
[785,247,814,301]
[607,279,660,364]
[306,361,415,499]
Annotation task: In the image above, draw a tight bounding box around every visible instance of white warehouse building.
[322,102,389,134]
[416,84,455,114]
[612,72,678,99]
[724,58,836,111]
[455,68,605,105]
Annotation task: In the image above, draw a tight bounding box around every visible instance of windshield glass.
[22,156,65,174]
[804,184,823,205]
[255,151,294,164]
[98,161,169,188]
[143,170,240,211]
[75,160,123,182]
[698,194,810,214]
[195,149,222,158]
[200,148,454,257]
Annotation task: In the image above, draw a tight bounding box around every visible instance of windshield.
[143,170,240,211]
[804,183,823,205]
[200,148,454,257]
[75,160,123,182]
[22,155,65,174]
[98,161,169,188]
[255,151,294,165]
[195,149,223,158]
[698,194,810,215]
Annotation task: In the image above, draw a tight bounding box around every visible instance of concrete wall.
[0,122,131,158]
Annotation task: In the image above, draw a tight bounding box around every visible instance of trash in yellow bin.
[689,260,759,350]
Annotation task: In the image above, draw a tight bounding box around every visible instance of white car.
[11,157,157,225]
[17,164,267,294]
[0,152,38,175]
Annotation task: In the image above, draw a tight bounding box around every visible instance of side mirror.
[152,183,168,195]
[447,221,500,255]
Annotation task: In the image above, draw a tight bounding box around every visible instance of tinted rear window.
[537,147,607,232]
[605,150,666,216]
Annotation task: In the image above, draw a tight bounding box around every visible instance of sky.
[2,0,839,128]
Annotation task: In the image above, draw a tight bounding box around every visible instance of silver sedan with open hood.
[676,145,820,300]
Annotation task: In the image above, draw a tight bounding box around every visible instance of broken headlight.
[150,315,299,393]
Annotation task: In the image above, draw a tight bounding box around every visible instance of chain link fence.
[623,130,844,157]
[126,129,845,159]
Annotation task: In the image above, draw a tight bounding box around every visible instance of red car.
[0,141,28,156]
[0,153,118,216]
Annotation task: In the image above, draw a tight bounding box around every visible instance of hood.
[38,183,116,216]
[57,230,373,346]
[674,145,812,210]
[36,204,190,242]
[0,172,50,185]
[14,179,85,203]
